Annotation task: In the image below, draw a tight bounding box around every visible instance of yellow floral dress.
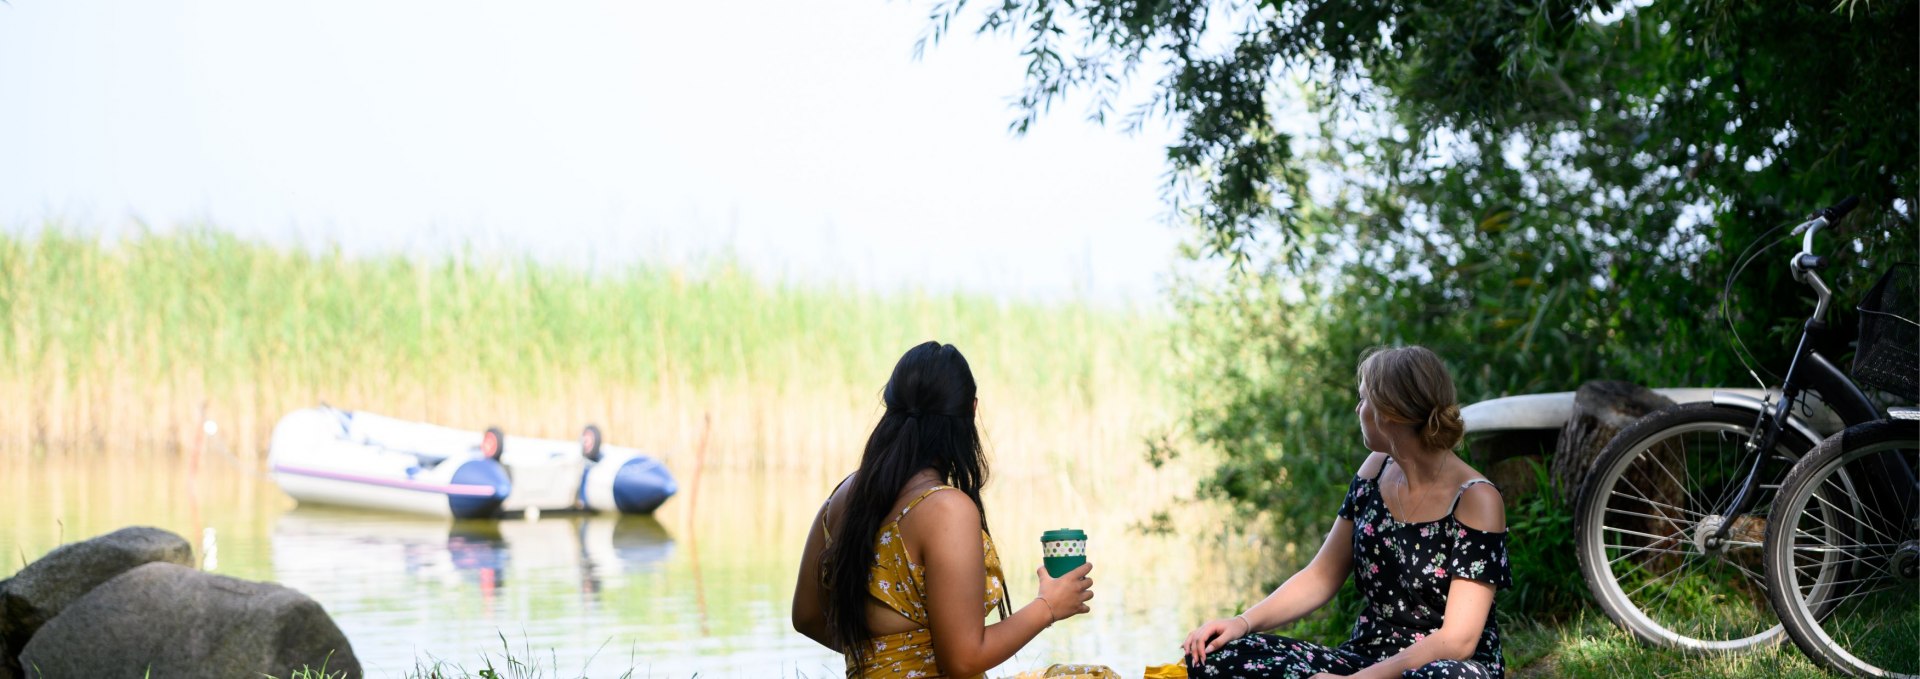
[824,485,1118,679]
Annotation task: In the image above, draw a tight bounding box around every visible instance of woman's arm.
[919,489,1091,677]
[1238,452,1390,630]
[793,475,858,651]
[1184,452,1385,663]
[1240,515,1356,630]
[1339,578,1495,679]
[1184,514,1355,662]
[790,496,842,652]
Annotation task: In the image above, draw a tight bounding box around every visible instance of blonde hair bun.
[1422,403,1465,450]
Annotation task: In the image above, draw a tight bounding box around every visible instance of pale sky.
[0,0,1183,305]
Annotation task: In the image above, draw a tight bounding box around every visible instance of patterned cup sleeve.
[1042,539,1086,557]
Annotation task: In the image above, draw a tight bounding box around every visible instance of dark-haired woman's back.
[797,472,1112,677]
[789,341,1116,678]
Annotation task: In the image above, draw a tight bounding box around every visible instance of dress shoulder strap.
[1447,478,1497,515]
[899,485,954,518]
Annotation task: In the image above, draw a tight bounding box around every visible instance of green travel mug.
[1041,528,1088,578]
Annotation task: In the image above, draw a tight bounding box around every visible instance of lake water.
[0,455,1269,678]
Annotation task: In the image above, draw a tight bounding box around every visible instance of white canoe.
[267,408,677,519]
[1461,387,1845,435]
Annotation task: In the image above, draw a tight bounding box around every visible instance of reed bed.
[0,227,1175,471]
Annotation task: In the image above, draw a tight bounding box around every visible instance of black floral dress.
[1188,461,1510,678]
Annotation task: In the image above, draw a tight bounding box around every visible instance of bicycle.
[1762,261,1918,677]
[1571,197,1915,652]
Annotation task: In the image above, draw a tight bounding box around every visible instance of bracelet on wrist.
[1034,596,1057,626]
[1233,614,1253,635]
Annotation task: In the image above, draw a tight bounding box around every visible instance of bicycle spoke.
[1603,524,1691,544]
[1622,555,1690,602]
[1806,570,1900,591]
[1612,471,1704,521]
[1612,480,1706,520]
[1606,526,1691,567]
[1607,542,1691,565]
[1701,431,1750,513]
[1810,581,1904,614]
[1606,505,1700,526]
[1809,488,1902,547]
[1724,555,1765,588]
[1647,435,1710,513]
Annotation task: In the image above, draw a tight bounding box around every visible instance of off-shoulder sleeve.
[1445,523,1512,588]
[1336,475,1369,521]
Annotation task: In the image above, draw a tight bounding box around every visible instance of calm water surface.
[0,456,1263,677]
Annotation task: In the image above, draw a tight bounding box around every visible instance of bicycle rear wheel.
[1574,402,1819,651]
[1766,418,1920,678]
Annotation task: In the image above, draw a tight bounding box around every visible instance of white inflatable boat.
[267,407,678,519]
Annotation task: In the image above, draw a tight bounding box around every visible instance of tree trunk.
[1552,381,1677,505]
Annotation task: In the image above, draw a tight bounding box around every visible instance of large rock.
[19,562,360,679]
[0,627,13,679]
[1551,380,1677,504]
[0,527,193,654]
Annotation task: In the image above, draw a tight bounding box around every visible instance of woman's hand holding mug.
[1034,562,1094,622]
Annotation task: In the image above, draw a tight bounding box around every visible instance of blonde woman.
[1180,346,1510,679]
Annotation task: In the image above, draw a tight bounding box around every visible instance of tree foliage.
[922,0,1918,618]
[926,0,1914,261]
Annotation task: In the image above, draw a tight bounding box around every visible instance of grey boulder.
[19,562,360,679]
[0,526,193,652]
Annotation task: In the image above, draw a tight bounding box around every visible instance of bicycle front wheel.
[1574,402,1818,651]
[1766,418,1920,678]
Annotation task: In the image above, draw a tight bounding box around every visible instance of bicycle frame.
[1713,334,1882,542]
[1710,212,1893,544]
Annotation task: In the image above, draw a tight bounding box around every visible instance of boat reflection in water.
[275,507,672,590]
[271,506,676,666]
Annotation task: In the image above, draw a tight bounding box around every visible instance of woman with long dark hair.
[792,341,1116,678]
[1176,346,1510,679]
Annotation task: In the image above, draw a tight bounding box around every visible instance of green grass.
[1505,612,1839,679]
[276,633,832,678]
[274,619,1852,679]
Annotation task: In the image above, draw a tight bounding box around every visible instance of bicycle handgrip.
[1816,196,1860,223]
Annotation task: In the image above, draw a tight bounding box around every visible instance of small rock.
[19,562,360,679]
[0,527,193,654]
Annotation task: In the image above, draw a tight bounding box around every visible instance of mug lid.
[1040,528,1087,542]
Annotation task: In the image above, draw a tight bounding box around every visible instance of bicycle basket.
[1854,263,1919,403]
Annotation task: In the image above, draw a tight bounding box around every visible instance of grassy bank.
[0,227,1173,470]
[278,615,1843,678]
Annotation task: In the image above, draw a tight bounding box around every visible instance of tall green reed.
[0,227,1173,468]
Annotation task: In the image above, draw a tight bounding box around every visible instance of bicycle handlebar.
[1817,195,1860,223]
[1791,196,1862,243]
[1786,197,1858,322]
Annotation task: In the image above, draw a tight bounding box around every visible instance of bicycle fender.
[1710,391,1825,445]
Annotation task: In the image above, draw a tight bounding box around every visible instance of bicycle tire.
[1573,402,1819,651]
[1765,418,1919,678]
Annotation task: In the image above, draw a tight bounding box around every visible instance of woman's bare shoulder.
[906,486,978,519]
[1356,451,1390,480]
[1455,482,1506,532]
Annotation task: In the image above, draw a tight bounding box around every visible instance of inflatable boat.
[267,407,677,519]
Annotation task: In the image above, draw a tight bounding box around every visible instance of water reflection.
[273,508,673,602]
[270,508,693,675]
[2,459,1261,676]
